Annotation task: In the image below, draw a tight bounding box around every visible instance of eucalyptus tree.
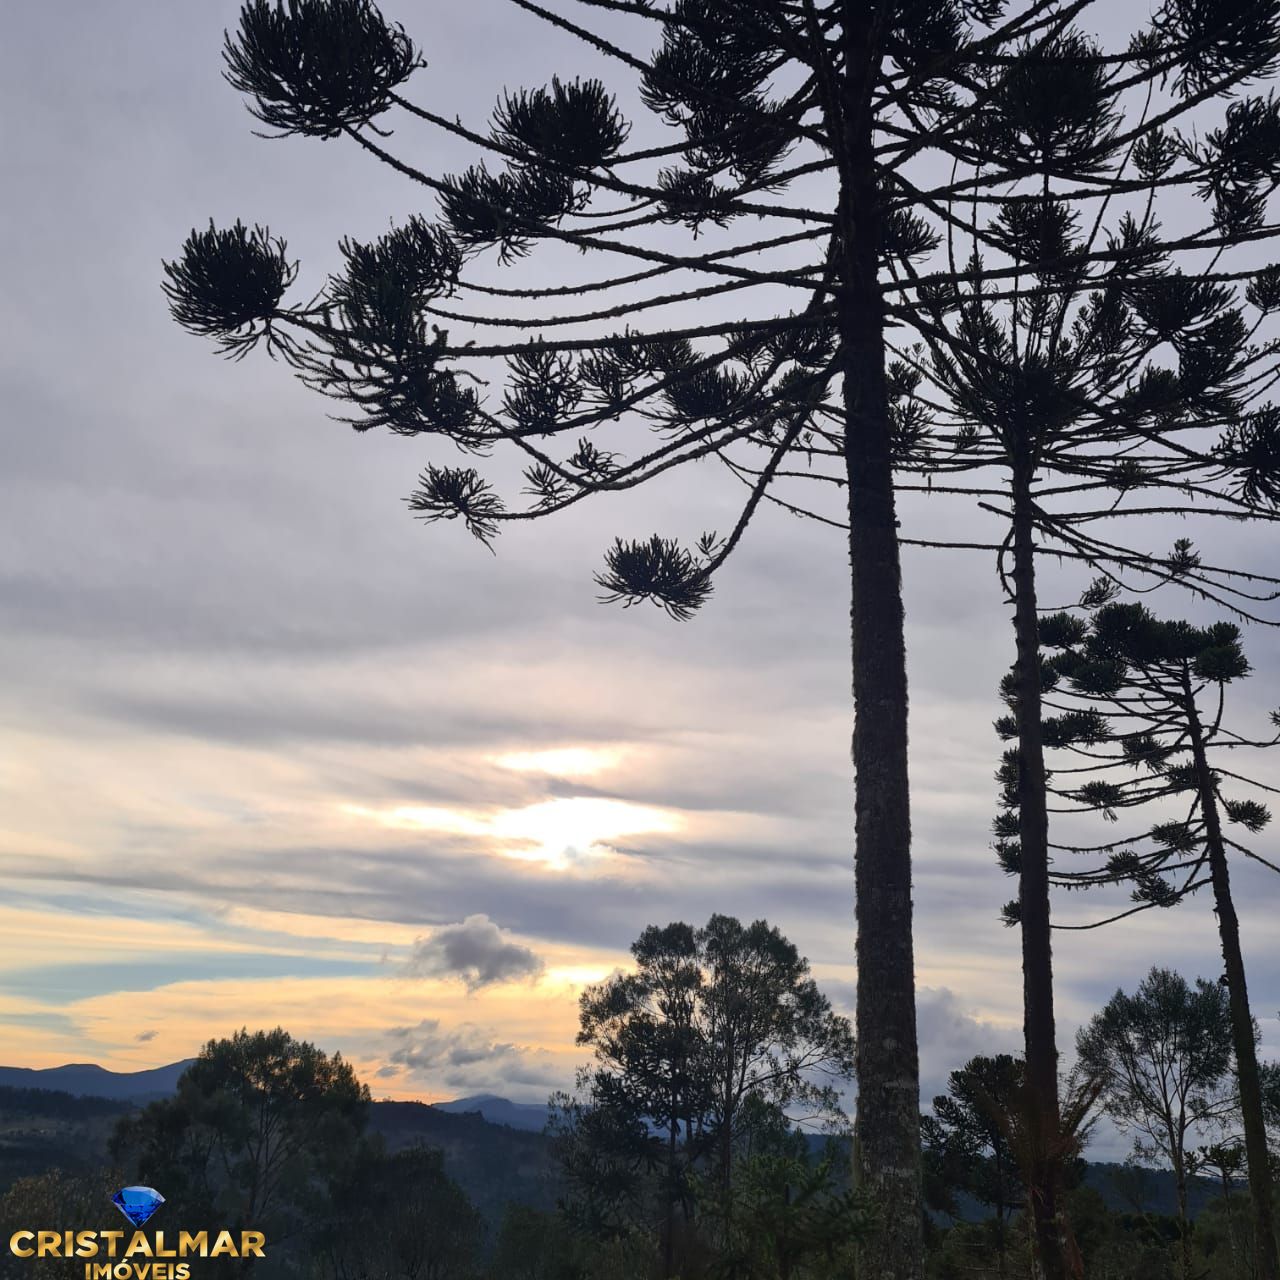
[111,1028,370,1254]
[564,914,853,1269]
[1077,968,1238,1280]
[163,2,1280,1275]
[571,921,709,1276]
[996,601,1280,1279]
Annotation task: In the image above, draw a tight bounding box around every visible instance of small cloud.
[403,914,544,990]
[135,1029,159,1043]
[384,1019,562,1092]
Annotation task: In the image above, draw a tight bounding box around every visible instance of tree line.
[3,920,1279,1278]
[157,1,1280,1277]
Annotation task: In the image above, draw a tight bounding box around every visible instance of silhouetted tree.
[953,187,1280,1280]
[162,5,1280,1276]
[706,1146,871,1280]
[112,1027,370,1254]
[1077,968,1238,1279]
[1012,601,1280,1279]
[555,916,852,1273]
[546,1085,658,1248]
[922,1055,1026,1275]
[580,920,707,1276]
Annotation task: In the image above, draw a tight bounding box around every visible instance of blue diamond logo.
[112,1186,164,1227]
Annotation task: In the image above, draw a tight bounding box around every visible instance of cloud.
[402,915,544,990]
[914,987,1022,1104]
[134,1029,159,1043]
[388,1020,516,1071]
[820,979,1022,1108]
[384,1019,564,1092]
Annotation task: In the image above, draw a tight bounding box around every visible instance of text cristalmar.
[8,1229,266,1280]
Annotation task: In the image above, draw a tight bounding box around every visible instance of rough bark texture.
[1009,473,1072,1280]
[838,8,923,1277]
[1184,679,1280,1280]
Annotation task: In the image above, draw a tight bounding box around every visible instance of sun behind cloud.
[342,794,681,871]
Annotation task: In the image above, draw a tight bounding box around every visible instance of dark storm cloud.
[403,915,545,989]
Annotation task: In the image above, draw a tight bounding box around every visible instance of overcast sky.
[2,0,1277,1160]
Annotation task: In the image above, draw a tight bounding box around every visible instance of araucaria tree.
[921,1054,1026,1276]
[165,2,1280,1276]
[1009,602,1280,1279]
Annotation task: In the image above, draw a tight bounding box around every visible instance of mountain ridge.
[0,1060,195,1102]
[0,1062,554,1128]
[432,1093,551,1131]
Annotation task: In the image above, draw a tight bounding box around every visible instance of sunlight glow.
[491,746,623,777]
[343,796,680,870]
[544,964,618,989]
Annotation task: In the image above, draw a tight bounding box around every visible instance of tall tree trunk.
[995,1147,1008,1278]
[1173,1148,1191,1280]
[721,1108,734,1245]
[664,1111,677,1278]
[1009,468,1072,1280]
[1219,1166,1242,1278]
[837,6,922,1278]
[1184,676,1280,1280]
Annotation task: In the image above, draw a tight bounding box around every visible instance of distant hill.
[433,1093,551,1132]
[0,1061,194,1102]
[1082,1161,1225,1220]
[0,1083,559,1227]
[0,1071,1236,1229]
[0,1065,551,1131]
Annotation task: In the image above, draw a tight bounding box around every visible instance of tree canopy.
[111,1028,370,1246]
[1076,967,1241,1278]
[552,915,853,1274]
